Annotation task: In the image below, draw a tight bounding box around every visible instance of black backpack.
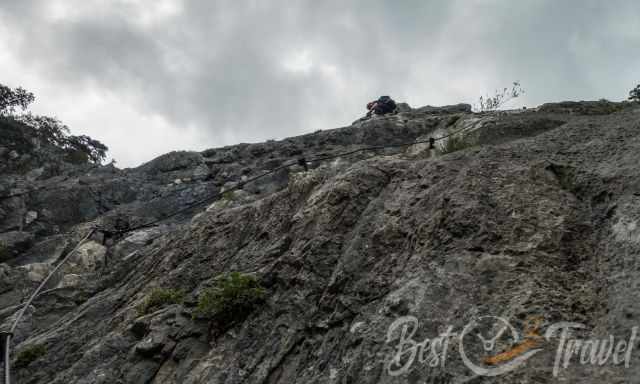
[377,96,396,113]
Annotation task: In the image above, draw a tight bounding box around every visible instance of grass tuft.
[194,272,265,327]
[137,288,184,315]
[15,344,46,368]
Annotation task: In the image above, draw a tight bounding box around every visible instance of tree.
[16,114,70,146]
[16,113,109,164]
[476,82,525,112]
[65,134,109,163]
[0,83,35,115]
[3,82,109,164]
[629,84,640,102]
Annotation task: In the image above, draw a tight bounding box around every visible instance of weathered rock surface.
[2,101,640,383]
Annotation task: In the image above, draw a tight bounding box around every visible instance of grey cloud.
[1,0,639,166]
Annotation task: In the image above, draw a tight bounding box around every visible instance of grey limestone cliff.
[2,100,640,383]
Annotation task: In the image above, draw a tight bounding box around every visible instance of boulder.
[395,102,412,112]
[59,273,83,288]
[134,330,169,358]
[24,211,38,225]
[22,262,51,282]
[413,103,472,114]
[538,100,630,115]
[113,227,167,259]
[135,151,204,175]
[191,164,210,180]
[66,241,107,273]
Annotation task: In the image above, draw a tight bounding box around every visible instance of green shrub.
[194,272,265,326]
[629,84,640,102]
[15,344,46,368]
[438,134,474,154]
[137,288,184,315]
[221,190,235,201]
[475,81,524,112]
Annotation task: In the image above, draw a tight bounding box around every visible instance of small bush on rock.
[137,288,184,315]
[475,82,525,112]
[15,344,46,368]
[629,84,640,102]
[194,272,265,326]
[221,190,235,201]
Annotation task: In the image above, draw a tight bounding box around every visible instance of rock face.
[2,101,640,383]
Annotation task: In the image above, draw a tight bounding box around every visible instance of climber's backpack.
[376,96,396,114]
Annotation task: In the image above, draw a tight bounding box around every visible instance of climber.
[95,213,131,247]
[366,96,397,116]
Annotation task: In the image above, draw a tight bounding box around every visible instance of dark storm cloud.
[1,0,639,166]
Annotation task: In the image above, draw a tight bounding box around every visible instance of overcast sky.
[1,0,638,167]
